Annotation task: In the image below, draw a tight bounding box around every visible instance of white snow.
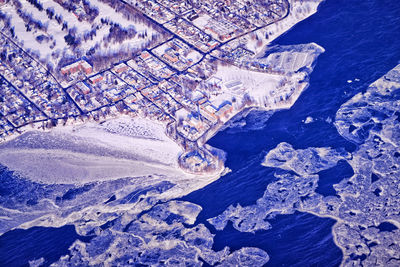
[242,0,324,56]
[2,0,158,67]
[211,64,283,105]
[304,116,314,124]
[0,116,223,184]
[2,5,44,56]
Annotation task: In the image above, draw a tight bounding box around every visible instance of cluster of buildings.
[216,46,255,65]
[127,51,174,82]
[193,0,287,29]
[55,49,237,172]
[131,0,287,38]
[0,0,291,173]
[130,0,287,52]
[57,51,233,147]
[60,59,94,88]
[158,0,193,16]
[111,62,151,90]
[0,35,80,139]
[153,38,202,71]
[128,0,175,24]
[61,59,93,76]
[164,18,219,53]
[0,78,45,131]
[66,71,133,112]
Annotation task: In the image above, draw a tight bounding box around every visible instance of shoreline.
[0,116,222,182]
[198,67,313,147]
[0,0,325,178]
[0,47,318,178]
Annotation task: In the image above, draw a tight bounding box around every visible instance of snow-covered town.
[0,0,324,173]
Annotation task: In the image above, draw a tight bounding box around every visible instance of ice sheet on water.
[208,64,400,266]
[52,198,268,266]
[330,67,400,266]
[208,169,323,233]
[208,141,347,233]
[0,166,181,234]
[118,181,175,204]
[222,110,275,134]
[217,247,270,267]
[336,65,400,144]
[208,203,272,233]
[141,200,202,225]
[262,142,348,176]
[0,164,269,266]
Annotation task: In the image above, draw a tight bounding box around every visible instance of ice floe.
[208,64,400,266]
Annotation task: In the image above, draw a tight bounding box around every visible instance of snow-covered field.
[1,0,160,68]
[0,116,222,185]
[210,64,283,106]
[208,43,323,110]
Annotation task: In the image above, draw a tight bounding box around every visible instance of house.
[199,102,218,123]
[105,88,122,102]
[80,60,93,74]
[207,39,219,49]
[61,60,93,76]
[186,113,200,127]
[215,102,233,119]
[163,53,179,63]
[113,63,129,74]
[76,82,91,95]
[140,51,151,61]
[89,74,103,84]
[124,94,137,104]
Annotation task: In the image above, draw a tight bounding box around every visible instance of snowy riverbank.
[0,116,225,185]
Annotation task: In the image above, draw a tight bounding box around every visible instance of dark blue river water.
[183,0,400,266]
[0,225,92,267]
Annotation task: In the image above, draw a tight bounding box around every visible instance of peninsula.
[0,0,324,175]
